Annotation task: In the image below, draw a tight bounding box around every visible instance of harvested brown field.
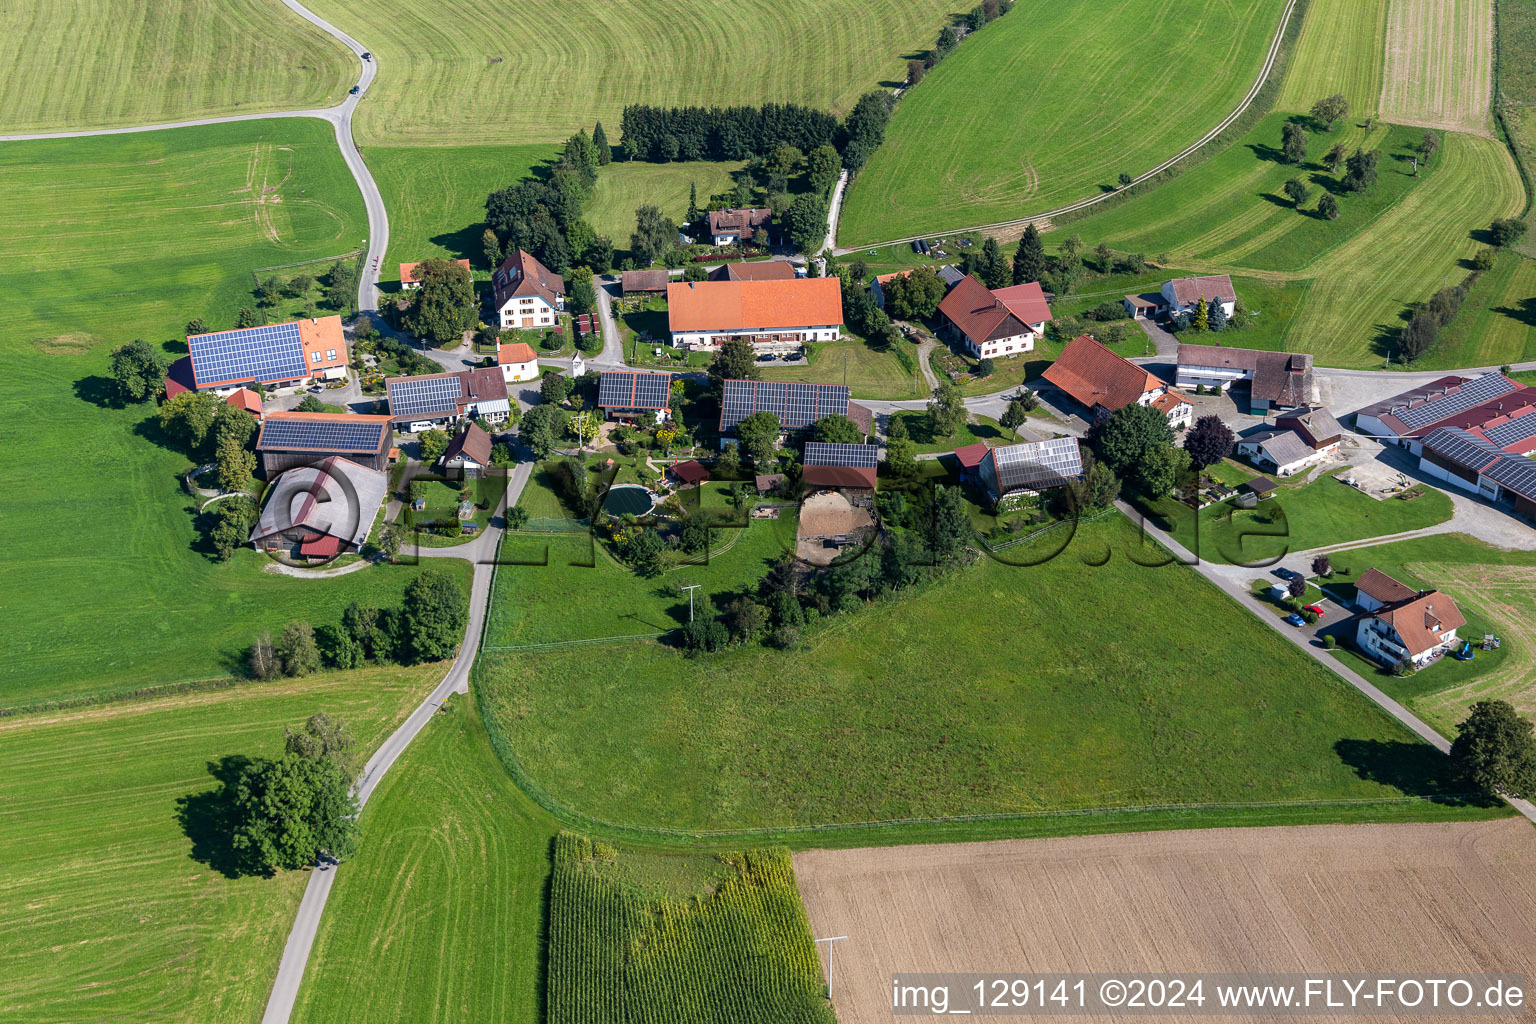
[796,490,875,565]
[1379,0,1494,133]
[795,820,1536,1023]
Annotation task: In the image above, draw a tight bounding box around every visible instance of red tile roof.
[802,464,877,489]
[298,533,344,557]
[1367,582,1467,657]
[1041,335,1164,413]
[1356,568,1417,605]
[498,342,538,365]
[667,279,843,333]
[226,388,262,415]
[492,249,565,311]
[707,208,770,238]
[937,275,1031,347]
[400,259,471,283]
[990,281,1052,326]
[444,422,493,466]
[710,261,796,282]
[670,460,710,484]
[952,442,990,469]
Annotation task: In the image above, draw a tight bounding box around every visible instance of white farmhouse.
[491,249,565,331]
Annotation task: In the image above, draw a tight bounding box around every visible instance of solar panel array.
[388,376,463,418]
[597,370,671,409]
[1390,373,1515,430]
[1486,455,1536,500]
[1485,414,1536,451]
[258,417,388,453]
[189,322,307,387]
[803,442,878,468]
[720,380,850,431]
[989,437,1083,492]
[1420,427,1503,470]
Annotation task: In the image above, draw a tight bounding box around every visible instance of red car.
[1305,604,1325,618]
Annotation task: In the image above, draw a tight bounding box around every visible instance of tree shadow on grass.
[73,374,124,409]
[1333,738,1493,806]
[176,754,268,879]
[1493,295,1536,328]
[431,224,487,268]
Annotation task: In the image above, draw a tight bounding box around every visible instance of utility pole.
[815,936,848,998]
[680,583,701,622]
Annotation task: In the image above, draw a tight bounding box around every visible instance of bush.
[1322,634,1338,650]
[1084,300,1130,322]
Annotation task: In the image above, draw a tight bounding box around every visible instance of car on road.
[1274,567,1299,581]
[361,52,372,60]
[349,85,360,94]
[1305,604,1326,618]
[1284,613,1307,628]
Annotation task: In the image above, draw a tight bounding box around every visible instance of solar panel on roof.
[803,442,878,468]
[388,376,463,418]
[188,322,307,387]
[1421,427,1503,471]
[720,380,850,431]
[990,437,1083,491]
[259,418,388,453]
[1394,373,1516,430]
[1484,415,1536,450]
[598,371,671,409]
[1484,455,1536,499]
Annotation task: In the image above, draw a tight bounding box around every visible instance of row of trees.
[618,103,840,165]
[907,0,1016,86]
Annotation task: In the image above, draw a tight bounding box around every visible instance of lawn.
[0,663,445,1024]
[404,475,507,546]
[1310,534,1536,735]
[290,698,558,1024]
[889,410,1014,454]
[758,336,923,400]
[303,0,960,145]
[1274,0,1389,117]
[1498,0,1536,252]
[476,515,1500,833]
[0,0,353,133]
[1138,467,1455,564]
[0,120,484,705]
[587,159,744,246]
[837,0,1288,246]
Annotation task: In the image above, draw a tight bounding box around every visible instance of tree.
[215,431,256,492]
[926,485,971,564]
[254,276,281,308]
[685,182,700,230]
[228,748,359,873]
[1281,121,1308,164]
[1287,575,1308,599]
[1490,217,1528,247]
[1013,223,1047,285]
[157,391,220,456]
[540,369,573,406]
[1136,443,1189,498]
[978,237,1009,289]
[278,621,321,677]
[1183,414,1235,468]
[1418,129,1440,161]
[323,259,359,313]
[1208,297,1229,331]
[482,228,502,269]
[926,381,965,438]
[1317,192,1340,220]
[683,262,708,282]
[716,441,742,478]
[1323,142,1347,172]
[707,337,758,390]
[1282,177,1310,209]
[520,404,568,458]
[1118,172,1134,188]
[296,394,326,413]
[1311,554,1333,576]
[108,340,165,402]
[1449,700,1536,798]
[884,265,946,319]
[236,306,261,329]
[248,630,280,680]
[735,411,781,467]
[1310,93,1349,130]
[342,602,385,660]
[209,496,257,561]
[1473,247,1499,271]
[402,570,468,663]
[808,143,841,195]
[1191,297,1210,332]
[417,428,451,464]
[848,259,870,284]
[571,409,600,449]
[401,258,478,348]
[1000,400,1027,433]
[885,435,919,480]
[630,204,678,265]
[1067,454,1120,510]
[186,317,207,336]
[1094,402,1173,476]
[567,267,598,314]
[1342,148,1380,193]
[624,528,667,576]
[976,357,996,377]
[592,120,611,165]
[811,414,863,444]
[285,713,358,772]
[785,192,828,253]
[907,58,927,86]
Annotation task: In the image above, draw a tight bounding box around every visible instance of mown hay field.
[0,0,353,133]
[302,0,958,145]
[0,666,439,1024]
[1378,0,1494,133]
[837,0,1287,246]
[1274,0,1388,116]
[795,820,1536,1024]
[0,120,480,705]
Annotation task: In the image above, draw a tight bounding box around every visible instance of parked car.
[308,384,324,393]
[1284,613,1307,628]
[1305,604,1325,618]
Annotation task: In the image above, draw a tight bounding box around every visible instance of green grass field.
[0,120,482,705]
[587,160,744,246]
[758,337,923,400]
[1274,0,1388,116]
[0,1,353,133]
[303,0,958,145]
[1495,0,1536,253]
[838,0,1287,246]
[476,515,1500,833]
[1416,249,1536,367]
[1378,0,1494,133]
[291,699,557,1024]
[0,664,443,1024]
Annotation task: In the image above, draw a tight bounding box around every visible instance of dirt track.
[795,820,1536,1023]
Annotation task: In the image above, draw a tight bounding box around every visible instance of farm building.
[719,379,854,434]
[255,411,394,475]
[399,259,471,290]
[1416,427,1536,517]
[708,261,796,282]
[1235,428,1329,477]
[385,368,510,430]
[1041,334,1191,427]
[441,422,493,478]
[248,455,389,560]
[620,269,669,295]
[184,316,348,393]
[1354,372,1536,454]
[497,341,540,384]
[802,442,879,490]
[668,460,710,487]
[1351,569,1465,669]
[1275,405,1343,450]
[977,437,1083,511]
[225,388,263,417]
[667,279,843,353]
[597,370,673,421]
[1175,343,1313,412]
[936,275,1051,360]
[951,441,990,482]
[491,249,565,330]
[869,264,963,309]
[1124,275,1237,321]
[707,207,770,246]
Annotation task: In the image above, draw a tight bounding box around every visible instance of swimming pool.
[601,484,655,517]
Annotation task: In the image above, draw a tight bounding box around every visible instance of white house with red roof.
[400,259,471,290]
[936,276,1052,360]
[491,250,565,330]
[497,341,540,384]
[1041,334,1192,427]
[1352,569,1465,669]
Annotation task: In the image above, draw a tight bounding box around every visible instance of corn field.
[548,833,837,1024]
